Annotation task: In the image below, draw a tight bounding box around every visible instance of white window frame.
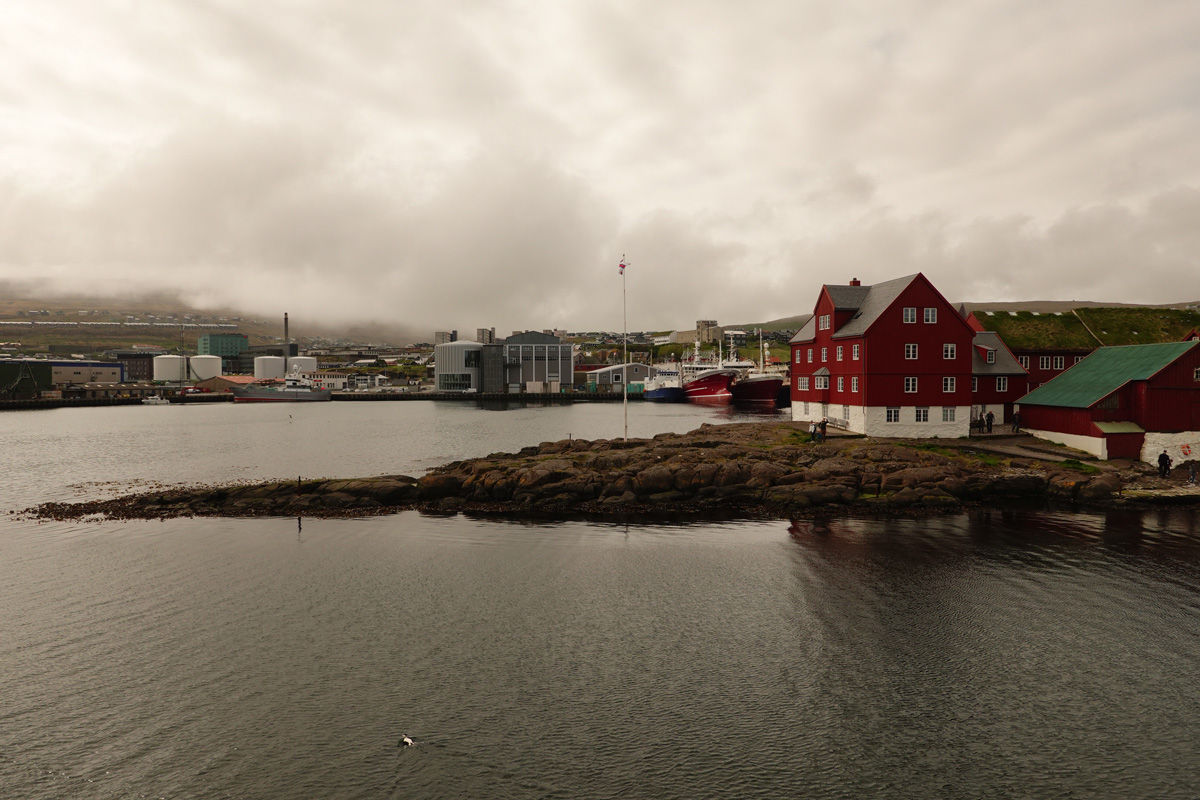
[886,407,900,422]
[942,407,956,422]
[943,343,956,360]
[904,343,918,360]
[924,308,937,324]
[915,407,929,422]
[1053,356,1065,370]
[807,348,813,363]
[997,376,1008,392]
[902,307,917,324]
[986,350,996,364]
[798,377,810,391]
[943,376,955,393]
[851,376,859,392]
[821,347,827,362]
[836,345,843,361]
[815,375,829,390]
[904,377,918,393]
[852,344,860,360]
[972,377,978,393]
[794,350,801,364]
[837,376,844,392]
[1018,356,1030,369]
[1039,356,1051,370]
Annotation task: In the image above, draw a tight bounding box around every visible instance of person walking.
[985,411,994,434]
[1011,411,1021,433]
[1158,450,1172,478]
[818,418,828,442]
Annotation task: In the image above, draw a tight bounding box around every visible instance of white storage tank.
[254,356,286,380]
[189,355,222,381]
[153,355,187,382]
[287,356,318,374]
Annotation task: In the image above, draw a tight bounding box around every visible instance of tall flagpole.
[621,254,628,441]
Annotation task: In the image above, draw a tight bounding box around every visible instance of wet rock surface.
[25,422,1199,522]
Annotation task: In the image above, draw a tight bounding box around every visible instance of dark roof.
[971,331,1026,376]
[1017,341,1198,408]
[790,274,921,344]
[832,275,920,338]
[505,331,562,344]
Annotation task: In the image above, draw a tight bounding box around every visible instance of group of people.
[809,418,828,442]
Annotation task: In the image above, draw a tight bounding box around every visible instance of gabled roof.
[790,274,919,344]
[832,274,920,338]
[971,331,1026,376]
[1017,341,1198,408]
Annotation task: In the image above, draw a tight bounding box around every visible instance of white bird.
[400,735,414,747]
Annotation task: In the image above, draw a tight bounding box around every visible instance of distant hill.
[728,313,812,333]
[0,282,421,353]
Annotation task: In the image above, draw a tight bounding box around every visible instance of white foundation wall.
[1141,431,1200,465]
[1025,428,1106,459]
[862,406,971,438]
[790,403,868,433]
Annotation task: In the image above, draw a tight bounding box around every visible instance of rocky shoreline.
[26,422,1200,522]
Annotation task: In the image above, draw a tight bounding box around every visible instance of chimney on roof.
[849,278,861,286]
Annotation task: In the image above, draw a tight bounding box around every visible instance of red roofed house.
[790,274,977,437]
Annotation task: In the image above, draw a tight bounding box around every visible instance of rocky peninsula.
[26,422,1200,523]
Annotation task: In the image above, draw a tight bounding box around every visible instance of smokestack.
[849,277,861,286]
[284,312,289,346]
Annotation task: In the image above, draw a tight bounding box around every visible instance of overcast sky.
[2,1,1198,338]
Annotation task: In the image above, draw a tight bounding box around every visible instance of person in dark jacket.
[985,411,994,433]
[1158,450,1172,478]
[1011,412,1021,433]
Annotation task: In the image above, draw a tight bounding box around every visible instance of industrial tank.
[153,355,187,382]
[254,356,286,380]
[189,355,222,381]
[287,356,318,374]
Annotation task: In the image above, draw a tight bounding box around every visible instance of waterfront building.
[433,340,483,392]
[502,331,574,393]
[1016,341,1200,462]
[586,363,656,392]
[790,274,976,437]
[968,330,1029,426]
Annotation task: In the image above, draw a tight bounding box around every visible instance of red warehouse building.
[790,274,977,437]
[1016,341,1200,462]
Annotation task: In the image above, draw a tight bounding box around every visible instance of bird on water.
[400,735,414,747]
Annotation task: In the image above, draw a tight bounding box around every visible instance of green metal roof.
[1017,341,1198,408]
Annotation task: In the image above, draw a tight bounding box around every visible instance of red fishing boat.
[683,367,739,405]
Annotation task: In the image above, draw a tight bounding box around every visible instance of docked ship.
[683,367,739,404]
[729,332,786,407]
[730,372,785,406]
[643,365,686,403]
[232,372,333,403]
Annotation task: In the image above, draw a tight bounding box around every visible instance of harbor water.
[2,401,1199,799]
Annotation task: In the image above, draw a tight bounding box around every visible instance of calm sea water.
[2,401,1199,799]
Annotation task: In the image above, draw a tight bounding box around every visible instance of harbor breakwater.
[27,422,1198,522]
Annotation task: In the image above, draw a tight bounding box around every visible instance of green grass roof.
[1074,307,1200,346]
[972,310,1099,349]
[973,307,1200,350]
[1017,341,1198,408]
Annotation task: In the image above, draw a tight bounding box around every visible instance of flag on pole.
[618,257,627,275]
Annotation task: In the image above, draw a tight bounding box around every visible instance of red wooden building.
[1016,341,1200,462]
[790,274,977,437]
[969,330,1029,427]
